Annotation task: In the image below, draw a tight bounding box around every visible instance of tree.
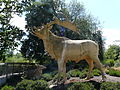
[0,0,34,62]
[0,0,21,62]
[105,45,120,60]
[21,0,105,64]
[66,1,105,60]
[21,0,55,63]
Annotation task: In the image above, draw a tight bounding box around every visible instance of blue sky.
[11,0,120,49]
[66,0,120,48]
[78,0,120,29]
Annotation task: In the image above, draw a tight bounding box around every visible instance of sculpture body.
[32,20,106,82]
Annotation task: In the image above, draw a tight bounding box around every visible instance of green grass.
[108,68,120,77]
[6,56,28,63]
[103,59,115,67]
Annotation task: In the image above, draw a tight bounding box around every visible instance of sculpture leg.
[86,59,94,79]
[63,62,67,81]
[57,60,67,83]
[93,57,106,81]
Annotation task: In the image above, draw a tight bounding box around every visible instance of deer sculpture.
[32,19,106,83]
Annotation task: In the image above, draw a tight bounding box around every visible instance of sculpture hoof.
[84,77,90,80]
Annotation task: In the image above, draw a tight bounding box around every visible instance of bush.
[41,73,53,81]
[93,69,101,76]
[1,85,15,90]
[67,82,95,90]
[100,82,120,90]
[67,69,87,78]
[67,69,81,77]
[16,80,34,90]
[114,59,120,67]
[103,59,115,67]
[16,79,50,90]
[27,80,50,90]
[53,72,66,82]
[108,68,120,77]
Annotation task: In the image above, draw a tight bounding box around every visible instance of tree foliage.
[0,0,34,62]
[105,45,120,60]
[20,0,105,63]
[21,0,68,63]
[0,0,21,61]
[21,0,55,63]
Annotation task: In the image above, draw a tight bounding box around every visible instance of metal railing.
[0,63,37,78]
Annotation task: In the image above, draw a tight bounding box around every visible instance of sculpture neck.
[44,30,56,41]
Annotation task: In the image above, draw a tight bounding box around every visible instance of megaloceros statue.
[32,19,106,83]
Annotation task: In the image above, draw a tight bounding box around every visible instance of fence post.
[12,63,14,76]
[5,63,8,79]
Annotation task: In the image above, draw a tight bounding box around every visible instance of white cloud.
[10,14,26,30]
[10,15,26,54]
[102,28,120,49]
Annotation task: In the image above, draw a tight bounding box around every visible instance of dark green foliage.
[108,68,120,77]
[16,80,34,90]
[21,0,55,63]
[25,1,54,27]
[103,59,115,67]
[53,72,66,81]
[0,0,32,62]
[105,45,120,60]
[41,73,53,81]
[114,59,120,67]
[67,82,95,90]
[67,69,87,78]
[27,80,50,90]
[100,82,120,90]
[20,33,47,63]
[0,0,21,61]
[1,85,15,90]
[67,68,102,79]
[16,79,50,90]
[67,69,82,77]
[93,69,101,76]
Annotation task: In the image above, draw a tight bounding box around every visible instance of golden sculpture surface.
[32,19,106,83]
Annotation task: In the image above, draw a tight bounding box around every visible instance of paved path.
[0,73,21,86]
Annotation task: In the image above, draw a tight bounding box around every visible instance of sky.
[10,0,120,49]
[67,0,120,49]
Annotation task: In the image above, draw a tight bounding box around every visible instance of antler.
[54,18,77,32]
[32,18,78,33]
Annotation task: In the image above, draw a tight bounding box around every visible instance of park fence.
[0,63,46,86]
[0,63,37,78]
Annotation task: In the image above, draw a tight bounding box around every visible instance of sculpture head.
[32,18,78,39]
[32,23,53,40]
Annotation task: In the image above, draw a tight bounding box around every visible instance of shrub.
[16,80,34,90]
[53,72,66,82]
[16,79,50,90]
[50,70,58,76]
[27,80,50,90]
[93,69,101,76]
[1,85,15,90]
[100,82,120,90]
[67,69,81,77]
[67,82,95,90]
[114,59,120,67]
[67,69,87,78]
[108,68,120,77]
[103,59,115,67]
[41,73,53,81]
